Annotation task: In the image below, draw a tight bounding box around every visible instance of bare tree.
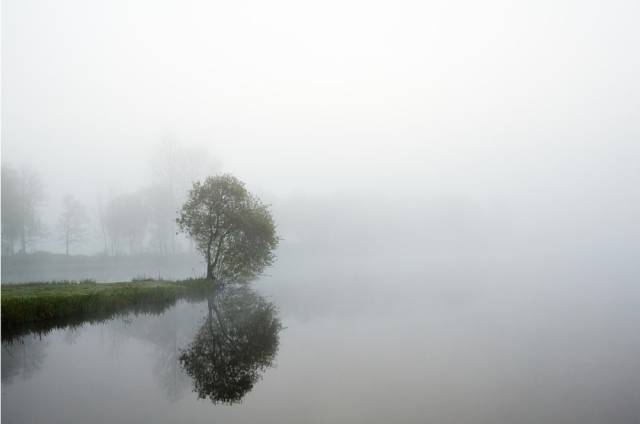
[58,195,89,256]
[1,165,21,255]
[1,164,45,254]
[104,191,150,255]
[150,138,219,254]
[96,194,110,255]
[143,184,175,256]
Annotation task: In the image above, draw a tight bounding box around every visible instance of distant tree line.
[1,165,45,255]
[2,140,217,257]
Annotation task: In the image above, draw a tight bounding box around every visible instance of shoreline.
[1,279,211,340]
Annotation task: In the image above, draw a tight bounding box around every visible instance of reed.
[1,279,212,339]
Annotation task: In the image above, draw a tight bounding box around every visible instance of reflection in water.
[1,284,282,407]
[180,285,282,404]
[1,334,49,384]
[153,332,191,402]
[1,285,211,343]
[2,274,640,423]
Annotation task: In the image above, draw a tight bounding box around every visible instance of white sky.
[2,0,639,204]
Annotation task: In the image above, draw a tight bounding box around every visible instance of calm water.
[3,255,640,423]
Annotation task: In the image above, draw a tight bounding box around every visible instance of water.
[2,254,640,423]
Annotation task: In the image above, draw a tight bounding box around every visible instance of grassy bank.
[1,279,212,340]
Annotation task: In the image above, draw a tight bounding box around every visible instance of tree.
[1,165,21,255]
[58,195,89,256]
[95,194,110,255]
[177,174,278,283]
[104,191,150,255]
[1,164,45,255]
[143,184,176,256]
[149,138,219,254]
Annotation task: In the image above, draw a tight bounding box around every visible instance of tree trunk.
[206,244,213,280]
[20,227,26,254]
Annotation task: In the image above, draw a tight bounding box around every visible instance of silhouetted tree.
[57,195,89,256]
[104,191,150,255]
[150,138,219,254]
[1,164,45,254]
[177,174,278,282]
[95,194,110,255]
[144,184,176,256]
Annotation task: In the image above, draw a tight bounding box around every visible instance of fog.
[3,0,639,261]
[2,1,640,422]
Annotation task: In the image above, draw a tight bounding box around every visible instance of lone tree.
[177,174,278,283]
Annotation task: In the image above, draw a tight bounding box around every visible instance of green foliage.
[177,174,278,282]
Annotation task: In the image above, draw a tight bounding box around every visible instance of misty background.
[2,0,639,284]
[3,2,640,422]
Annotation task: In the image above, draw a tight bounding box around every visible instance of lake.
[2,252,640,423]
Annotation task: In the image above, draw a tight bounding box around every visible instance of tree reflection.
[179,285,282,404]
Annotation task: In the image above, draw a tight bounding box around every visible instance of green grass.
[1,279,212,340]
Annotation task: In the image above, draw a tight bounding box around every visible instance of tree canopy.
[177,174,278,283]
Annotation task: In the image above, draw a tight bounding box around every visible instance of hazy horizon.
[3,2,640,423]
[3,0,640,258]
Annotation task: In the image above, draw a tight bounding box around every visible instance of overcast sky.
[2,0,639,214]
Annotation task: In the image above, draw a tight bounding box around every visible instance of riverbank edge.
[1,279,211,334]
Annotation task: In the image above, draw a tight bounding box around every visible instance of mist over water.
[3,256,639,423]
[2,0,640,422]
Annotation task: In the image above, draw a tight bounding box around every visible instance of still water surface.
[2,257,640,423]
